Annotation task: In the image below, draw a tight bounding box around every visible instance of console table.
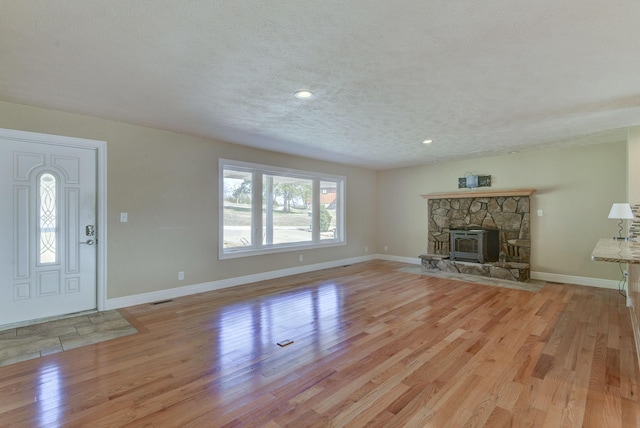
[591,238,640,370]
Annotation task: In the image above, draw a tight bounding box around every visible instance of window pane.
[220,159,345,259]
[223,169,253,249]
[320,180,339,241]
[39,173,57,264]
[263,175,312,245]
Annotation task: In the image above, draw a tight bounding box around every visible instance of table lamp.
[608,203,634,240]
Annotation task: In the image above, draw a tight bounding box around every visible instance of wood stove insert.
[450,229,499,263]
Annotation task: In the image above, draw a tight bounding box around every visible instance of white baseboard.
[106,254,622,310]
[376,255,621,290]
[376,255,622,290]
[630,305,640,371]
[530,271,620,290]
[375,254,422,264]
[105,254,376,310]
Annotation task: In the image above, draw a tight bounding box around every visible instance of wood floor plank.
[0,260,637,426]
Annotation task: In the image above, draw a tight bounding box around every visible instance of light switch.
[120,212,128,222]
[537,209,543,217]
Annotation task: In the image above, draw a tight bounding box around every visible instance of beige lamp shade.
[608,203,634,219]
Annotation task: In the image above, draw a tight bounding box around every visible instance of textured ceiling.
[1,1,639,169]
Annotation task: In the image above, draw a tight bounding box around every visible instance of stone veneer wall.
[629,204,640,240]
[428,196,531,263]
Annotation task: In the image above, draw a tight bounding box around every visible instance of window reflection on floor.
[216,283,341,373]
[37,362,62,427]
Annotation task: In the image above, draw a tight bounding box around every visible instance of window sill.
[219,240,346,260]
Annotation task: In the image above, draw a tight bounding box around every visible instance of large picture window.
[220,159,345,259]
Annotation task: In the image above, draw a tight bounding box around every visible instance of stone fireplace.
[420,189,535,282]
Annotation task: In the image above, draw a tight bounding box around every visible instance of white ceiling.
[1,1,639,169]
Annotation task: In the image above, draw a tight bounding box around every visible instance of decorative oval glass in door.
[38,172,58,265]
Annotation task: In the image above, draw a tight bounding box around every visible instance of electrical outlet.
[624,270,629,277]
[384,245,388,251]
[178,271,184,281]
[120,212,128,222]
[299,254,303,262]
[365,246,368,253]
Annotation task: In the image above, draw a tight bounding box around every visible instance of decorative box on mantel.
[419,188,535,282]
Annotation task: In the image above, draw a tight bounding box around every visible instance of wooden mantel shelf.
[421,188,536,199]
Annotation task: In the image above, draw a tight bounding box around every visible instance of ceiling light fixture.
[294,90,314,99]
[422,139,433,144]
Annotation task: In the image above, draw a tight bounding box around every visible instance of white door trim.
[0,128,107,312]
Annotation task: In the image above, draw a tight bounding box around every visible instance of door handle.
[80,239,94,245]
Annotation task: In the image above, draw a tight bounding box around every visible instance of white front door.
[0,137,98,326]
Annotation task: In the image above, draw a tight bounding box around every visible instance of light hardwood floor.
[0,260,638,427]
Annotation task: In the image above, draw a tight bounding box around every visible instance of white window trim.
[219,159,346,260]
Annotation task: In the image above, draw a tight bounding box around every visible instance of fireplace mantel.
[421,188,536,200]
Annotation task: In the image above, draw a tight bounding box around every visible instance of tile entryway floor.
[0,310,137,367]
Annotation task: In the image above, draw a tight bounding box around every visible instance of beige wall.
[0,99,629,300]
[377,142,627,280]
[0,101,378,298]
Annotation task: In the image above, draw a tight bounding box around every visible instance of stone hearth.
[419,254,530,282]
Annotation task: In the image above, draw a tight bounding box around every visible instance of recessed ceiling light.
[295,90,314,99]
[422,139,433,144]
